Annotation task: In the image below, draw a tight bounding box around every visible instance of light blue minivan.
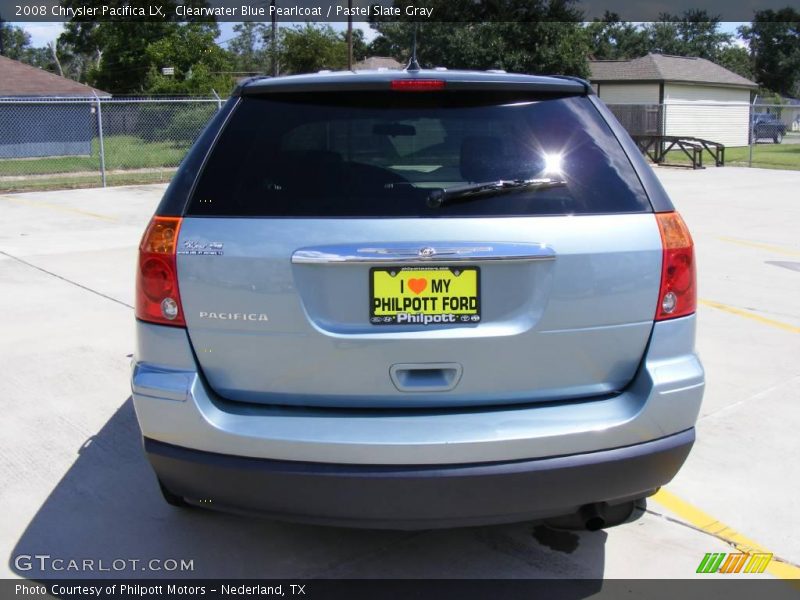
[131,68,703,530]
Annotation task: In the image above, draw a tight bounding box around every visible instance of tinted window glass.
[156,97,237,216]
[188,93,650,217]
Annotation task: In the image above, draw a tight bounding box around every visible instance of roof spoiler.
[550,75,593,96]
[232,75,271,97]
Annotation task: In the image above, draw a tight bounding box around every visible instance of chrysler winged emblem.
[418,247,437,258]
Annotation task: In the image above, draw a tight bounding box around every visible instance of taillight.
[390,79,446,91]
[135,216,185,327]
[655,212,696,320]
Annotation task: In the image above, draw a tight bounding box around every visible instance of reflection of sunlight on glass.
[543,153,563,176]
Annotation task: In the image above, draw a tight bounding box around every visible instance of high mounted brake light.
[390,80,446,91]
[136,216,185,327]
[655,212,696,320]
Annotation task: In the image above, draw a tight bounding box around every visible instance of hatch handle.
[389,363,463,393]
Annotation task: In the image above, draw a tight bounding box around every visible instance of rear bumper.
[145,429,694,529]
[131,316,704,465]
[134,315,703,527]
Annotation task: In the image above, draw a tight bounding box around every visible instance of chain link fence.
[1,96,799,193]
[606,101,800,170]
[0,96,223,193]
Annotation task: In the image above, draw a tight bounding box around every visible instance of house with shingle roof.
[0,54,109,98]
[0,55,110,159]
[353,56,404,71]
[589,53,758,147]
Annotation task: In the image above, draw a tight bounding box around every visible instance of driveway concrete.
[0,169,798,580]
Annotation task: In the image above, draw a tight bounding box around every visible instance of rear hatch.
[177,84,662,408]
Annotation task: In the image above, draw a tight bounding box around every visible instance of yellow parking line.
[717,236,800,257]
[652,489,800,581]
[0,195,119,223]
[699,299,800,334]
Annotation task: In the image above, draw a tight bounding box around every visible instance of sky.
[17,20,745,50]
[16,20,377,48]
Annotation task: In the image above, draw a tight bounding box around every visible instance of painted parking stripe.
[717,236,800,257]
[0,195,119,223]
[652,488,800,581]
[699,299,800,334]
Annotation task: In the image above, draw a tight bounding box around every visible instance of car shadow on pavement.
[10,398,608,581]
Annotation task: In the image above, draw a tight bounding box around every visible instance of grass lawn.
[0,136,190,177]
[3,133,798,194]
[664,140,800,170]
[0,170,176,193]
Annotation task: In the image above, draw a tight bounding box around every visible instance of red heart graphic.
[407,278,427,295]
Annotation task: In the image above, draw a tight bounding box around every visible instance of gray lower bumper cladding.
[145,428,694,529]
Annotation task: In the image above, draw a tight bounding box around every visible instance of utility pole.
[270,0,278,76]
[347,0,353,70]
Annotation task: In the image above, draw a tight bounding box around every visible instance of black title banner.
[6,579,800,600]
[0,0,795,23]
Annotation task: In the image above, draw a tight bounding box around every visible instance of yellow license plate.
[370,266,481,325]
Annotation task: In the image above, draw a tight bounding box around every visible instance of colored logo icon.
[696,552,773,574]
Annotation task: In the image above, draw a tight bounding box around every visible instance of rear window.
[188,92,650,217]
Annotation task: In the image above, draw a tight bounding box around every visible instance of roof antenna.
[406,24,421,72]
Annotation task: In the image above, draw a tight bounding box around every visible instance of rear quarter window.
[187,92,650,217]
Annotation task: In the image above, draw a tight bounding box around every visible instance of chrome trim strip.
[291,242,555,264]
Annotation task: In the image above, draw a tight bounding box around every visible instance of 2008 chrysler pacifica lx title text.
[131,68,704,530]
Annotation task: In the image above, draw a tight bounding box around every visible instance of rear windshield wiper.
[426,177,567,208]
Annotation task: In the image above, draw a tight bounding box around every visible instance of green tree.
[349,28,369,63]
[279,24,348,74]
[716,45,754,81]
[367,22,408,59]
[22,46,55,71]
[739,9,800,96]
[58,21,116,83]
[0,23,33,61]
[641,11,732,61]
[64,22,181,93]
[144,23,235,95]
[55,0,234,92]
[228,21,268,75]
[369,1,590,77]
[0,23,86,79]
[586,10,736,63]
[55,0,187,92]
[585,12,648,60]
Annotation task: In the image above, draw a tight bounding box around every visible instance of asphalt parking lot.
[1,167,798,580]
